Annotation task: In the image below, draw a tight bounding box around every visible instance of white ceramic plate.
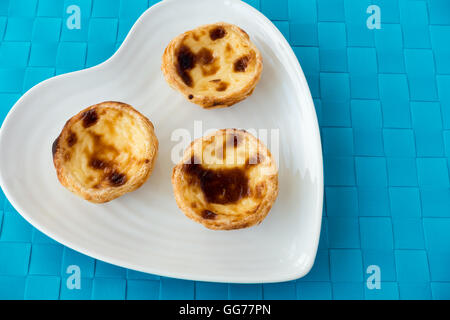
[0,0,323,283]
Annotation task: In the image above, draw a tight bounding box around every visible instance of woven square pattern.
[0,0,449,300]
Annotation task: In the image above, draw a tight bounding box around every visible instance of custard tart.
[52,101,158,203]
[172,129,278,230]
[162,22,263,109]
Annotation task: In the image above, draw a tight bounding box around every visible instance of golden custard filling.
[58,107,151,189]
[175,25,259,96]
[177,130,277,222]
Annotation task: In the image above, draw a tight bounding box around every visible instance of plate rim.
[0,0,323,284]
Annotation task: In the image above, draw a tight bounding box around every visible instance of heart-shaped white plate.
[0,0,323,283]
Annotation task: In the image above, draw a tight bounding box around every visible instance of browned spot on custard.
[176,45,196,87]
[191,202,197,209]
[183,156,250,204]
[81,109,99,128]
[84,132,132,187]
[201,64,220,76]
[198,48,219,76]
[234,55,250,72]
[177,46,220,85]
[196,48,214,65]
[202,210,217,219]
[192,33,199,41]
[90,133,119,157]
[52,135,60,156]
[225,43,234,59]
[210,79,221,83]
[216,81,228,92]
[209,26,226,40]
[108,171,127,186]
[67,131,77,147]
[188,94,194,100]
[90,158,107,170]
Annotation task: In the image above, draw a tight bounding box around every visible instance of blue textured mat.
[1,0,450,300]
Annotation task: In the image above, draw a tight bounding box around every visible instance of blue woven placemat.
[1,0,450,300]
